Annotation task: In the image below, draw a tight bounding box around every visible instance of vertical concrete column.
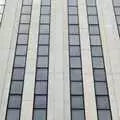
[78,0,98,120]
[47,0,66,119]
[0,0,23,119]
[20,0,41,120]
[97,0,120,119]
[63,0,71,120]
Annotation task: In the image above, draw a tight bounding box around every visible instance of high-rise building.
[0,0,120,120]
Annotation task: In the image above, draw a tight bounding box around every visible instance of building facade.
[0,0,120,120]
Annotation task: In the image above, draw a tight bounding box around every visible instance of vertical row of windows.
[112,0,120,36]
[5,0,33,120]
[86,0,112,120]
[68,0,86,120]
[32,0,51,120]
[0,0,6,25]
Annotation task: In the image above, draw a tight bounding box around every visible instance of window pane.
[35,81,47,94]
[17,34,28,45]
[71,82,83,95]
[38,46,48,55]
[70,46,80,56]
[69,15,78,24]
[94,69,106,81]
[34,96,46,108]
[86,0,95,6]
[19,24,29,33]
[90,35,101,45]
[70,69,82,81]
[69,25,79,34]
[41,0,50,5]
[14,56,26,67]
[16,45,27,55]
[36,69,47,80]
[22,6,31,14]
[20,15,30,23]
[8,96,21,108]
[33,110,46,120]
[12,68,24,80]
[23,0,32,5]
[92,57,104,68]
[97,96,110,109]
[87,7,97,15]
[41,6,50,14]
[69,7,77,15]
[72,110,85,120]
[69,35,79,45]
[95,82,108,95]
[37,57,48,68]
[40,15,50,24]
[39,35,49,45]
[10,81,23,94]
[40,25,49,34]
[89,25,99,34]
[68,0,77,6]
[91,46,102,56]
[98,110,111,120]
[88,16,98,24]
[72,96,83,108]
[70,57,81,68]
[6,109,19,120]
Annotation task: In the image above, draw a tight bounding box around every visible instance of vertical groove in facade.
[112,0,120,37]
[0,0,6,25]
[5,0,33,119]
[32,0,51,119]
[86,0,113,120]
[68,0,86,120]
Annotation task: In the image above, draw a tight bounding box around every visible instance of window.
[70,69,82,81]
[34,96,47,108]
[35,81,47,94]
[70,46,80,56]
[38,46,48,56]
[37,56,48,68]
[6,109,20,120]
[98,110,112,120]
[10,81,23,94]
[33,110,46,120]
[8,95,21,108]
[71,82,83,95]
[16,45,27,55]
[92,57,104,68]
[96,96,110,109]
[36,69,48,81]
[72,96,84,108]
[70,57,81,68]
[72,110,85,120]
